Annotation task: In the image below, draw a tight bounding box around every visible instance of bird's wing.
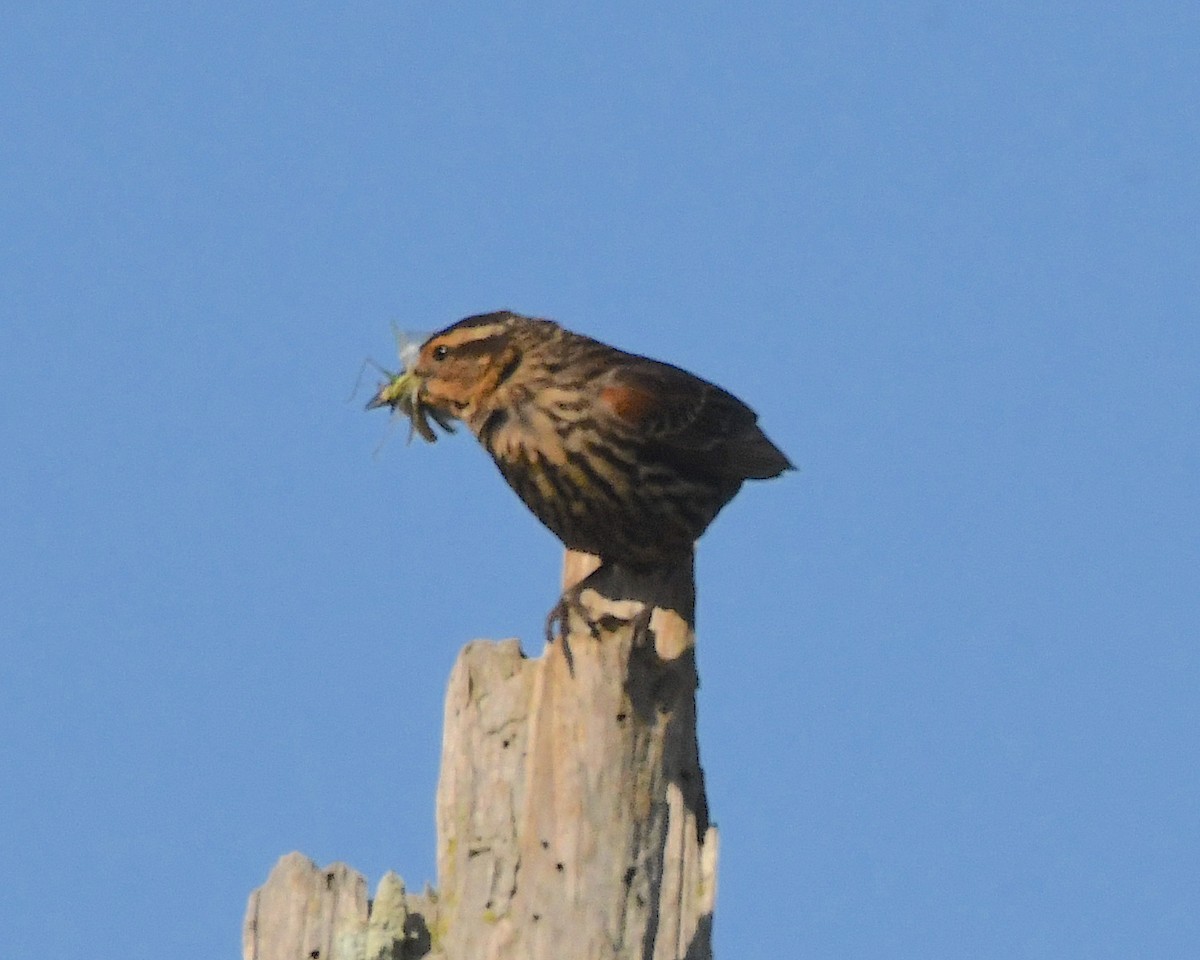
[598,359,792,479]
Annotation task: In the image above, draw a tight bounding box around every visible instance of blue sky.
[2,3,1197,958]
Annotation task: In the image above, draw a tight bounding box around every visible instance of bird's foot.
[544,592,571,645]
[545,588,582,675]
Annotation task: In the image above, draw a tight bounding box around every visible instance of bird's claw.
[544,597,568,645]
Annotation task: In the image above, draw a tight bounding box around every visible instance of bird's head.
[367,311,544,441]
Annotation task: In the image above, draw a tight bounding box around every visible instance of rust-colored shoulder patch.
[600,383,658,425]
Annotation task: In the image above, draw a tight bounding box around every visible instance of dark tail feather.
[729,429,794,480]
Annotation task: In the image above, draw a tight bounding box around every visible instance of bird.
[367,310,793,635]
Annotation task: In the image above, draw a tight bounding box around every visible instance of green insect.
[366,328,457,444]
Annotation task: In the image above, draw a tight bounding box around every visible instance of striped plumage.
[368,311,793,570]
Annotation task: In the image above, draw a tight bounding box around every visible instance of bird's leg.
[546,560,668,649]
[546,573,608,678]
[545,564,609,645]
[544,592,570,645]
[545,597,576,675]
[629,601,656,649]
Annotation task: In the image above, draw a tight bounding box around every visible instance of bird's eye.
[432,345,449,361]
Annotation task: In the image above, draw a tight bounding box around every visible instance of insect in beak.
[366,331,457,443]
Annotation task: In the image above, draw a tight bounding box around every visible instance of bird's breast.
[473,398,569,468]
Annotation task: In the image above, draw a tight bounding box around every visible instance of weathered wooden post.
[243,549,717,960]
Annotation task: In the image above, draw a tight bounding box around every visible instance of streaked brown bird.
[367,310,793,630]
